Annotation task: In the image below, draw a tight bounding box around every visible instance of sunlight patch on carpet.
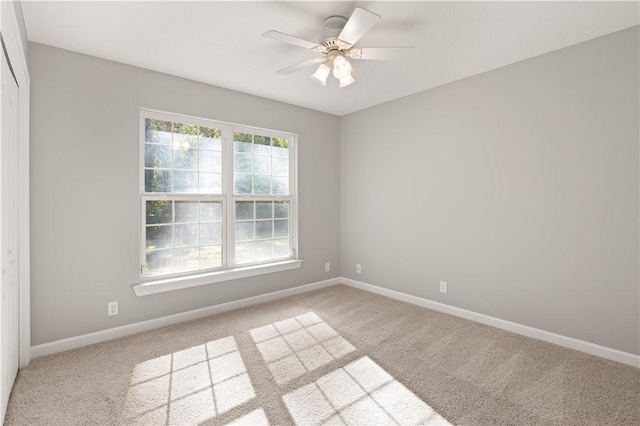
[283,356,452,425]
[250,312,356,384]
[224,408,270,425]
[123,336,256,425]
[123,312,451,425]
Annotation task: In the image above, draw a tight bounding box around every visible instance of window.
[138,110,299,294]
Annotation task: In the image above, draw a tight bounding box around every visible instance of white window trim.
[133,259,303,296]
[135,109,300,296]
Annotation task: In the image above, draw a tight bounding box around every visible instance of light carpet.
[5,284,639,425]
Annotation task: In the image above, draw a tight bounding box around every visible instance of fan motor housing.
[320,15,348,49]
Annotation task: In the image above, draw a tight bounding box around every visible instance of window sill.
[133,259,303,296]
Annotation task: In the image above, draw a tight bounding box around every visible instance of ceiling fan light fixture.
[339,75,356,88]
[266,8,412,89]
[339,67,358,88]
[332,54,352,79]
[310,61,331,86]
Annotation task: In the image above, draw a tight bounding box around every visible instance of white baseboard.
[342,278,640,368]
[31,278,340,359]
[30,276,639,369]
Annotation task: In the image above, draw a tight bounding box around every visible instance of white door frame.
[1,1,31,368]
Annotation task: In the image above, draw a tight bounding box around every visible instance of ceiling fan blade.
[350,46,414,60]
[338,8,381,46]
[276,57,326,75]
[263,30,320,50]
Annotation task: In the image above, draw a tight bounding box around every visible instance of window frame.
[135,109,301,296]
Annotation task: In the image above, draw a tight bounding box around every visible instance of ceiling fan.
[263,8,413,88]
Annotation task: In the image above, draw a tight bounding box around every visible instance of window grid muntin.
[232,131,290,197]
[140,110,297,280]
[144,118,223,195]
[142,197,225,278]
[233,199,291,265]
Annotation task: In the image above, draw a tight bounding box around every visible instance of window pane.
[253,155,271,175]
[256,220,273,239]
[273,239,290,258]
[174,171,198,193]
[174,148,198,170]
[200,223,222,244]
[175,224,199,247]
[175,201,198,223]
[253,176,271,194]
[234,132,252,152]
[201,202,221,222]
[144,200,222,276]
[146,249,173,277]
[272,137,289,157]
[174,247,199,273]
[199,173,221,194]
[272,177,289,195]
[145,119,172,144]
[274,201,289,219]
[146,200,172,224]
[234,200,290,265]
[234,141,252,152]
[145,169,171,193]
[253,135,271,155]
[272,156,288,177]
[256,202,273,220]
[142,116,296,278]
[173,123,199,149]
[146,120,224,196]
[274,219,289,238]
[236,222,254,241]
[236,201,254,220]
[233,131,291,195]
[234,153,252,173]
[146,225,173,249]
[200,245,222,269]
[235,242,255,264]
[255,240,273,261]
[199,127,221,150]
[234,175,252,194]
[199,150,221,173]
[145,144,172,169]
[272,146,288,157]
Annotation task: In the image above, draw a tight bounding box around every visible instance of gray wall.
[29,43,341,345]
[340,27,639,354]
[30,26,639,355]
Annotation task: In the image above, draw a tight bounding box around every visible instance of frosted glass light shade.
[310,63,331,86]
[339,67,358,88]
[339,74,356,88]
[332,55,352,79]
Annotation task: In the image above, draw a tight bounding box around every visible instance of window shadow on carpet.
[122,311,451,425]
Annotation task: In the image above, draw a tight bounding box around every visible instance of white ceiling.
[22,1,639,116]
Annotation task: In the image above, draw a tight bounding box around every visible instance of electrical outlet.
[108,301,118,316]
[356,264,362,274]
[325,262,330,272]
[440,281,447,294]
